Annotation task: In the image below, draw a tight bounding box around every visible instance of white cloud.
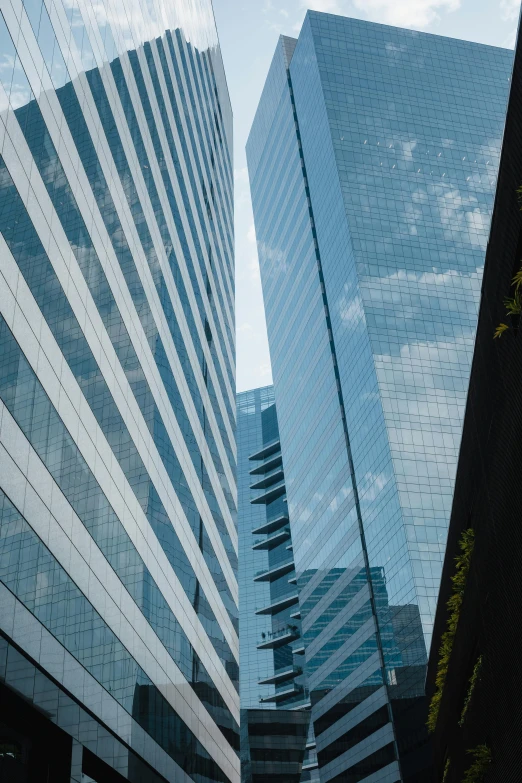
[353,0,460,28]
[234,166,249,183]
[500,0,520,21]
[247,223,256,243]
[249,255,261,282]
[303,0,343,13]
[279,8,290,17]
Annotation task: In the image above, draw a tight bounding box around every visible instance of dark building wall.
[240,709,309,783]
[0,633,167,783]
[426,17,522,783]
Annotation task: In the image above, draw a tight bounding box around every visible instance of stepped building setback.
[238,385,318,783]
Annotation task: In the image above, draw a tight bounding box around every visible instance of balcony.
[250,480,286,505]
[248,438,281,462]
[288,573,297,585]
[258,666,302,686]
[289,699,311,710]
[259,684,301,703]
[290,608,301,620]
[250,465,284,491]
[254,560,295,582]
[255,593,299,616]
[257,625,300,650]
[292,643,305,655]
[251,513,289,536]
[252,528,291,551]
[249,453,282,475]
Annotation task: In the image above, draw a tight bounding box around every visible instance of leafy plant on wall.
[459,655,483,726]
[427,528,475,733]
[462,745,491,783]
[494,263,522,338]
[495,184,522,338]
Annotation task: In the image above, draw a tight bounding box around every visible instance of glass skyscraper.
[0,0,237,782]
[247,13,511,783]
[238,385,318,782]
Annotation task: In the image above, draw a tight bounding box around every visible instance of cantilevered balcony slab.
[257,628,300,649]
[248,438,281,462]
[252,528,290,551]
[258,666,302,686]
[249,453,282,475]
[250,481,286,505]
[251,513,289,536]
[249,466,284,490]
[259,684,300,703]
[289,700,311,711]
[254,560,294,582]
[255,593,299,615]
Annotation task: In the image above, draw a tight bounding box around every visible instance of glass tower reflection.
[247,13,511,783]
[0,0,237,781]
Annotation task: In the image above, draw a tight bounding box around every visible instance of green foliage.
[459,655,483,726]
[493,323,509,339]
[494,276,522,337]
[427,528,475,733]
[442,758,451,783]
[462,745,491,783]
[494,185,522,337]
[504,289,522,315]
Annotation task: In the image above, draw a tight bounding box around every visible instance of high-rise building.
[426,13,522,783]
[247,13,511,783]
[0,1,238,782]
[238,385,318,783]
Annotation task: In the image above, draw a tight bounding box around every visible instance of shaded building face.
[426,14,522,783]
[0,0,237,781]
[247,13,511,782]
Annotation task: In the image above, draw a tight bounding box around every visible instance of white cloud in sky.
[500,0,520,21]
[234,166,248,183]
[303,0,343,13]
[353,0,460,28]
[300,0,462,28]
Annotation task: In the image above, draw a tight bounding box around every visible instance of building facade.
[0,0,238,782]
[426,13,522,783]
[238,385,318,783]
[247,14,511,783]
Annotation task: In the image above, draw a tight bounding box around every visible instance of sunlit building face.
[247,13,511,782]
[0,0,238,781]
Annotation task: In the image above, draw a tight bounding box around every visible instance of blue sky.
[212,0,520,392]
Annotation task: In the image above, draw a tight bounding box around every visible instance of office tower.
[247,13,511,783]
[238,385,318,782]
[427,15,522,783]
[0,0,237,781]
